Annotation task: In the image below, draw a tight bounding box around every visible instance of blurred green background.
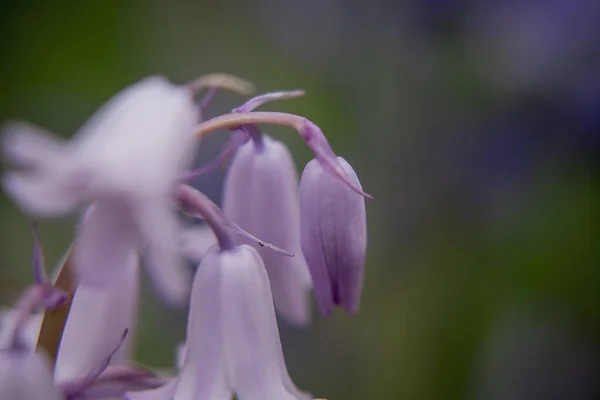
[0,1,598,399]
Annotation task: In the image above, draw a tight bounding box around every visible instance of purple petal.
[299,157,367,315]
[55,252,139,384]
[221,245,311,399]
[175,246,231,400]
[233,90,305,113]
[299,120,373,200]
[224,136,312,326]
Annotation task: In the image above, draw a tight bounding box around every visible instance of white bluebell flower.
[2,77,198,306]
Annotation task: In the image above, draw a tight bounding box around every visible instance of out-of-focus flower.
[54,249,140,385]
[2,76,198,306]
[127,244,311,400]
[465,0,600,93]
[299,157,367,316]
[0,347,63,400]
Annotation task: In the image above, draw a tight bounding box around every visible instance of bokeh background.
[0,1,598,399]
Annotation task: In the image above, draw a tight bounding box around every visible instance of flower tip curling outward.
[299,157,367,316]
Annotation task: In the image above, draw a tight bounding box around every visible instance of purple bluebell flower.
[2,76,198,306]
[299,157,367,316]
[181,134,314,326]
[222,135,312,325]
[182,90,312,326]
[127,244,311,400]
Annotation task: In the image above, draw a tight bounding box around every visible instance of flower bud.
[299,157,367,316]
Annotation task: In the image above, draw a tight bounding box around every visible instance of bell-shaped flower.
[299,157,367,316]
[127,244,311,400]
[54,247,140,385]
[186,135,312,326]
[2,76,198,306]
[0,347,63,400]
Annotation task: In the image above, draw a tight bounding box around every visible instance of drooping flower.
[127,244,311,400]
[181,91,312,326]
[223,135,312,325]
[2,76,198,306]
[299,157,367,316]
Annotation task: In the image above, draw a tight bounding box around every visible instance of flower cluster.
[0,74,370,400]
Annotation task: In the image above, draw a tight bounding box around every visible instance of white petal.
[74,200,137,286]
[73,76,198,197]
[1,122,87,217]
[180,225,218,261]
[299,157,367,315]
[222,245,310,400]
[222,137,255,229]
[224,136,312,326]
[55,250,140,384]
[0,351,63,400]
[136,198,192,308]
[175,246,231,400]
[0,309,42,349]
[2,121,65,168]
[2,170,85,217]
